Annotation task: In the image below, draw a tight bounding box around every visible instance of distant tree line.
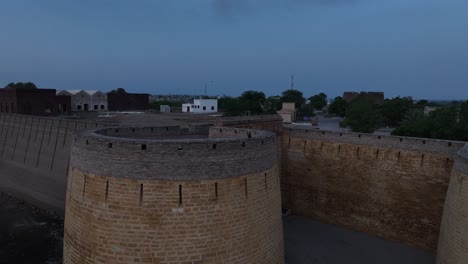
[4,82,37,89]
[328,95,468,141]
[108,88,127,94]
[218,89,327,117]
[393,101,468,141]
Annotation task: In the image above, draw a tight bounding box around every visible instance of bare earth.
[0,194,433,264]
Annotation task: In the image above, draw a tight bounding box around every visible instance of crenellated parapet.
[281,126,466,251]
[72,126,277,181]
[64,125,284,264]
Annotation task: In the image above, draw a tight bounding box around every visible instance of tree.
[238,90,266,115]
[328,96,347,117]
[4,82,37,89]
[263,96,282,114]
[280,89,305,108]
[240,90,265,102]
[108,88,127,94]
[454,100,468,141]
[380,97,413,127]
[392,104,468,141]
[426,106,459,140]
[416,99,429,107]
[343,99,381,133]
[218,97,242,116]
[392,109,428,138]
[308,93,327,110]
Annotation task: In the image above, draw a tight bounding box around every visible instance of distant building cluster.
[0,86,149,116]
[56,90,108,112]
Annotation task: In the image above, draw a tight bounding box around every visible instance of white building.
[56,90,108,112]
[182,99,218,113]
[160,105,171,113]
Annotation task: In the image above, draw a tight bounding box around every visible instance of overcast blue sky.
[0,0,467,99]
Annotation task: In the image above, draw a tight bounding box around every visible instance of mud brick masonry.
[63,126,283,264]
[0,112,467,264]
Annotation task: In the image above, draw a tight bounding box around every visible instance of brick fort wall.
[281,126,465,252]
[63,126,284,264]
[437,144,468,264]
[0,113,103,212]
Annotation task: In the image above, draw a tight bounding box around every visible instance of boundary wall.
[0,113,103,213]
[281,126,465,252]
[437,144,468,264]
[64,126,284,264]
[215,115,283,135]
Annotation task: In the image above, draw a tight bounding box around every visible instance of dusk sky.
[1,0,467,100]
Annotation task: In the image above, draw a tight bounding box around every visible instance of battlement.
[215,114,283,134]
[284,126,465,155]
[65,125,284,264]
[71,126,277,181]
[95,125,182,138]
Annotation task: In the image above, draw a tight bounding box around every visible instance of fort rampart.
[281,126,465,252]
[437,144,468,263]
[1,112,468,263]
[214,114,283,135]
[0,113,102,212]
[64,126,284,264]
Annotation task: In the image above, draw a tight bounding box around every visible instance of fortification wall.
[95,125,182,138]
[281,127,465,251]
[0,113,102,213]
[72,127,276,181]
[64,126,284,264]
[215,115,283,135]
[437,144,468,263]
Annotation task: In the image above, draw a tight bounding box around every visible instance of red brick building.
[0,87,71,116]
[107,93,149,111]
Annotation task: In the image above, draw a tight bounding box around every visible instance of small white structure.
[182,99,218,113]
[56,90,107,112]
[277,102,296,123]
[160,105,171,113]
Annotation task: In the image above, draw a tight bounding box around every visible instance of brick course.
[63,126,284,264]
[281,127,464,252]
[437,145,468,264]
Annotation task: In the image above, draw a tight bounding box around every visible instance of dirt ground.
[0,195,434,264]
[0,193,63,264]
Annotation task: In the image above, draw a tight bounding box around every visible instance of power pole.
[291,74,294,90]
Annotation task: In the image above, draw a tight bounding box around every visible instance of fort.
[0,112,467,263]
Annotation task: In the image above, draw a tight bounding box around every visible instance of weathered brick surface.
[72,127,277,181]
[64,126,284,264]
[281,128,464,252]
[215,115,283,135]
[64,167,283,264]
[0,113,103,212]
[437,145,468,264]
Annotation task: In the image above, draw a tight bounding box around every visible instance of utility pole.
[291,74,294,90]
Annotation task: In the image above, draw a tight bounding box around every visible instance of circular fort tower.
[437,144,468,264]
[63,126,284,264]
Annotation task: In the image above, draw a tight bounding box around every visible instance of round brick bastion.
[63,125,284,264]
